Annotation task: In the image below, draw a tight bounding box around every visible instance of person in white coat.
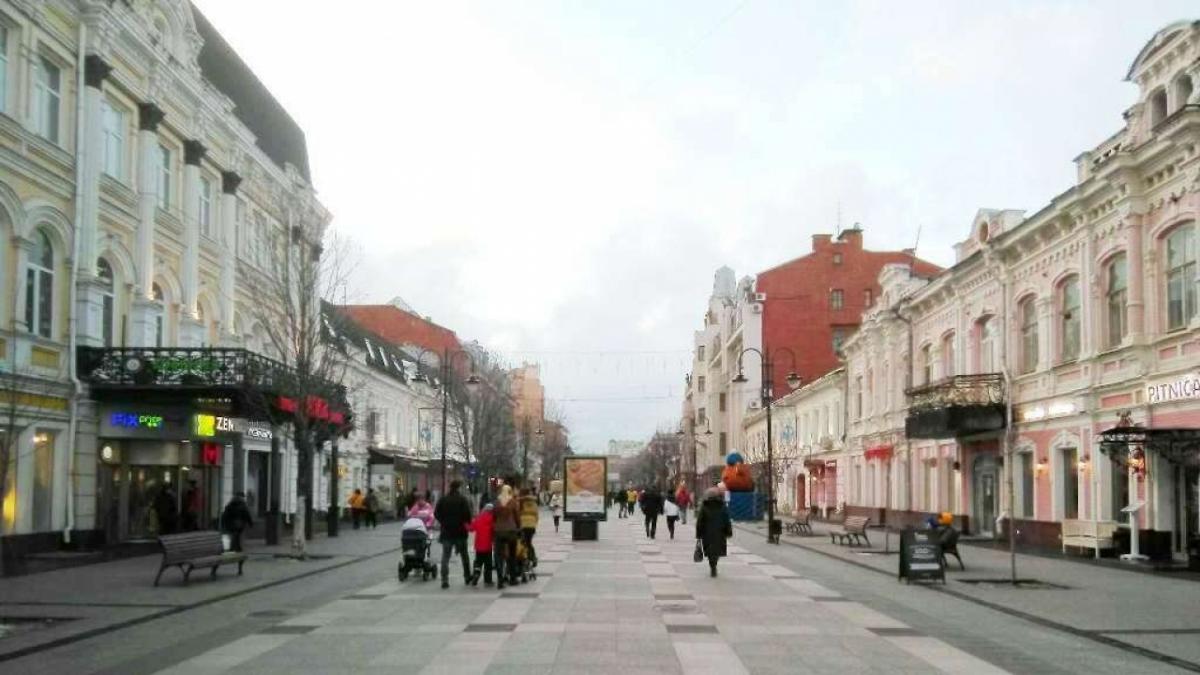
[663,494,681,540]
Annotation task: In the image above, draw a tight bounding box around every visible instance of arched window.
[1166,226,1197,330]
[1175,73,1194,112]
[1019,297,1038,374]
[1059,277,1081,361]
[98,258,115,346]
[974,317,993,369]
[25,229,54,338]
[941,332,955,378]
[152,283,166,347]
[1149,88,1169,127]
[1106,254,1127,346]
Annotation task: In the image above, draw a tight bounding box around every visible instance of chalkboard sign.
[898,528,946,584]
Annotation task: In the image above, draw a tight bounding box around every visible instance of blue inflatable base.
[727,491,764,521]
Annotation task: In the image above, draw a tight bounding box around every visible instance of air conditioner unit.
[750,303,762,314]
[753,292,767,302]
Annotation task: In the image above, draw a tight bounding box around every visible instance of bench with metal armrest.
[830,515,871,546]
[154,531,247,586]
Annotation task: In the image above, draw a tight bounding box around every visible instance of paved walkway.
[153,510,1007,675]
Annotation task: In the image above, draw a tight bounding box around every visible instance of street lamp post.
[733,347,801,544]
[414,348,480,497]
[677,421,711,511]
[521,420,543,486]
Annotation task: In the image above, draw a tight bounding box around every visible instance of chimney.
[838,224,863,249]
[812,234,833,251]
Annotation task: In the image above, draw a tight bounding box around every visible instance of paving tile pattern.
[151,513,1009,674]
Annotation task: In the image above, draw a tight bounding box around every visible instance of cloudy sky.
[195,0,1193,453]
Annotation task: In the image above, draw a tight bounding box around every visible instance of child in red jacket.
[467,503,495,586]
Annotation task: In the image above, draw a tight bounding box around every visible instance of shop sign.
[110,412,164,429]
[201,442,222,465]
[1017,400,1078,422]
[244,422,273,441]
[1146,371,1200,404]
[194,414,237,438]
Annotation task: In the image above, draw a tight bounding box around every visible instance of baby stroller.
[513,537,537,583]
[398,519,438,582]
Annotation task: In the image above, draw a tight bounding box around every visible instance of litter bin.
[768,518,783,543]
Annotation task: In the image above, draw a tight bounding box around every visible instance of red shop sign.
[201,442,221,465]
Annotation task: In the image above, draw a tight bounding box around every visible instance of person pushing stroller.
[398,514,437,582]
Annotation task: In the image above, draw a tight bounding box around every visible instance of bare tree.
[627,432,681,488]
[446,347,516,487]
[536,401,571,490]
[247,201,354,541]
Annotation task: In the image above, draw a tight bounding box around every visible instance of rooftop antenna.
[836,201,842,237]
[910,224,922,274]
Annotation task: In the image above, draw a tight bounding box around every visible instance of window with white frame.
[1059,277,1081,361]
[977,316,997,372]
[157,144,171,209]
[152,283,166,347]
[854,376,863,419]
[1019,297,1038,374]
[34,55,61,143]
[921,344,932,384]
[25,229,54,338]
[941,332,955,377]
[830,289,844,310]
[1106,254,1127,346]
[101,100,125,180]
[199,175,213,238]
[1165,226,1196,330]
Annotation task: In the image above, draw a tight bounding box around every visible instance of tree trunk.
[295,428,314,540]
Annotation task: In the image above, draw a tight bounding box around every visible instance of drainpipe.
[64,21,89,545]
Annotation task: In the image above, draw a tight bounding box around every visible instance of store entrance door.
[973,455,999,537]
[1176,465,1199,564]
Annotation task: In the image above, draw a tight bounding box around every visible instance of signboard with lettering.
[898,528,945,584]
[563,456,608,521]
[1146,371,1200,404]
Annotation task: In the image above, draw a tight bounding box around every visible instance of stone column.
[179,140,206,347]
[1126,214,1145,342]
[131,102,165,347]
[75,55,111,347]
[219,171,241,343]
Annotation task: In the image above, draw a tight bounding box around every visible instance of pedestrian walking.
[695,487,732,577]
[220,492,253,552]
[467,503,495,586]
[365,488,380,528]
[434,480,473,589]
[492,485,520,589]
[182,480,201,531]
[550,492,562,532]
[408,492,435,530]
[153,485,178,535]
[518,486,540,566]
[625,488,637,518]
[348,489,365,529]
[640,486,663,539]
[663,493,680,539]
[675,484,691,525]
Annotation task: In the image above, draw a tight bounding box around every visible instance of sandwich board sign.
[898,528,946,584]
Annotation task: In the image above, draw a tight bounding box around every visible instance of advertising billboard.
[563,455,607,521]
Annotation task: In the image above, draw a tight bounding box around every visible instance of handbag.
[693,540,704,563]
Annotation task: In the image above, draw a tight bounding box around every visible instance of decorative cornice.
[84,54,112,88]
[137,102,165,131]
[221,171,242,195]
[183,140,207,166]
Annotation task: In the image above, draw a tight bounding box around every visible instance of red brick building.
[755,227,941,398]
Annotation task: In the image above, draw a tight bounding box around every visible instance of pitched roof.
[337,305,463,357]
[191,4,311,182]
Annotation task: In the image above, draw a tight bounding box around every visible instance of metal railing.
[905,373,1005,413]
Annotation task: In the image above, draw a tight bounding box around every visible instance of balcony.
[905,374,1006,439]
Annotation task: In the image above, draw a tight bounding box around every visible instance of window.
[101,101,125,180]
[34,56,61,143]
[25,229,54,338]
[32,430,55,532]
[98,258,114,346]
[0,25,9,111]
[1059,277,1081,361]
[1106,254,1127,346]
[697,408,707,426]
[831,327,847,355]
[1149,88,1168,127]
[978,316,997,372]
[157,144,172,209]
[1062,447,1078,519]
[863,289,873,307]
[697,345,705,362]
[152,283,165,347]
[1111,458,1129,521]
[832,252,842,265]
[941,332,955,377]
[253,214,268,266]
[1176,74,1195,113]
[854,376,863,419]
[1019,297,1038,374]
[719,432,727,455]
[866,369,874,414]
[830,289,843,310]
[1166,227,1196,330]
[718,392,726,412]
[199,176,213,238]
[1020,453,1034,518]
[697,375,706,394]
[921,344,932,384]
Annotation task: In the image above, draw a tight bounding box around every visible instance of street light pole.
[415,348,481,499]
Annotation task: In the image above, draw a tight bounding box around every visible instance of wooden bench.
[1061,519,1119,556]
[830,516,871,546]
[154,531,247,586]
[785,511,812,536]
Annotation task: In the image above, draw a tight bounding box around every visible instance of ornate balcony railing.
[77,346,292,391]
[905,373,1005,412]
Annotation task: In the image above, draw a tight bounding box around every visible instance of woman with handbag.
[694,487,732,577]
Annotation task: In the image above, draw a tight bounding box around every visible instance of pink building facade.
[841,21,1200,564]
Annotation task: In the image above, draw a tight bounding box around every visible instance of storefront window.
[1020,453,1034,518]
[1062,447,1078,519]
[1,429,14,534]
[33,430,55,532]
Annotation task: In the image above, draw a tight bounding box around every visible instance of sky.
[194,0,1194,453]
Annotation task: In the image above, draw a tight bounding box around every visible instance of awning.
[1098,426,1200,466]
[865,445,893,461]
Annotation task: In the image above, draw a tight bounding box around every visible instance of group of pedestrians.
[347,488,381,529]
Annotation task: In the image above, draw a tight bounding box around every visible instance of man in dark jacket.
[695,487,732,577]
[220,492,253,552]
[434,480,473,589]
[640,486,664,539]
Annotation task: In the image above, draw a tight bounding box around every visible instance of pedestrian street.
[153,510,1006,675]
